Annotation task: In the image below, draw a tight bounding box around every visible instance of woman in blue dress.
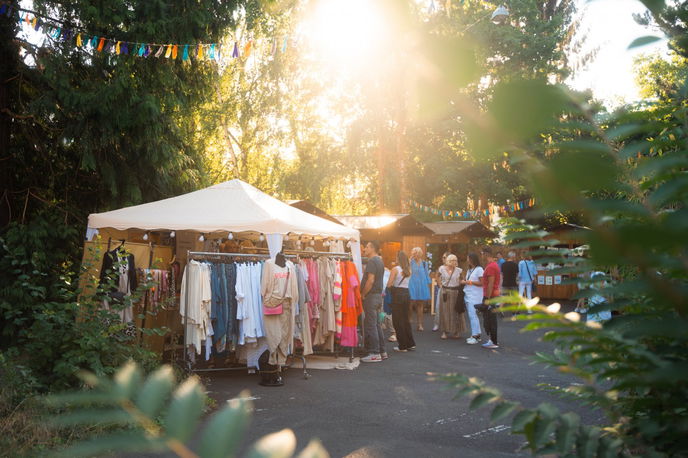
[408,247,431,331]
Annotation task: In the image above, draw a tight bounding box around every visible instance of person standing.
[360,241,388,363]
[501,251,519,296]
[383,263,396,342]
[480,248,501,349]
[518,252,537,300]
[432,251,451,332]
[438,254,466,340]
[409,247,431,331]
[460,253,484,344]
[386,251,416,352]
[497,251,506,269]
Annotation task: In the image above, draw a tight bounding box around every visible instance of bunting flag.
[3,2,293,65]
[406,198,536,220]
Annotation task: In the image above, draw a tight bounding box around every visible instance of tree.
[437,0,688,453]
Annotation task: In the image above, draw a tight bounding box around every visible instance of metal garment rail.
[250,247,353,258]
[182,251,307,377]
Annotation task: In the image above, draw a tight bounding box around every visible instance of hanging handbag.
[442,267,465,314]
[263,269,290,316]
[454,281,466,314]
[391,271,409,304]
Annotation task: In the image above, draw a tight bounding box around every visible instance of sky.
[566,0,669,106]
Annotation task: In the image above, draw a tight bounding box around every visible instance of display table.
[535,270,578,300]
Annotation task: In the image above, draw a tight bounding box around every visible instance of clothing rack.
[182,251,309,378]
[250,247,353,259]
[180,249,360,377]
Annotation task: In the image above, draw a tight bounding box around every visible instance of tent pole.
[182,251,190,370]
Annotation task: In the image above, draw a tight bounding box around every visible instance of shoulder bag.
[263,269,290,316]
[441,267,465,314]
[391,270,409,304]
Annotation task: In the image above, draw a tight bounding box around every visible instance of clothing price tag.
[538,275,545,285]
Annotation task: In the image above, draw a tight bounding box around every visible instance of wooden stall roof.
[333,214,432,242]
[422,221,496,241]
[545,223,591,246]
[286,200,344,225]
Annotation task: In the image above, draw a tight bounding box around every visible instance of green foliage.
[439,2,688,455]
[0,213,161,392]
[46,362,329,458]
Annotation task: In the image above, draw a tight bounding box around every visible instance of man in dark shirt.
[481,247,501,349]
[360,241,387,362]
[501,251,519,295]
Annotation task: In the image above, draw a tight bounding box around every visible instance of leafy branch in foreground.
[46,362,329,458]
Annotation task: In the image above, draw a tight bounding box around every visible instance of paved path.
[203,303,600,457]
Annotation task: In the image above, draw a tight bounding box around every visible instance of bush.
[443,64,688,456]
[0,212,160,392]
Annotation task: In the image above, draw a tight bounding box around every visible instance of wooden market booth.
[80,179,361,360]
[333,214,433,266]
[535,223,590,300]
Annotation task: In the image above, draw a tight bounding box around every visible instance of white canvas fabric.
[87,179,359,240]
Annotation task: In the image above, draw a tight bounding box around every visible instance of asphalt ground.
[201,301,602,458]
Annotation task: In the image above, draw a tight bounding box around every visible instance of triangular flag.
[282,36,288,53]
[197,44,203,60]
[121,42,129,55]
[243,40,252,58]
[271,38,277,56]
[232,42,239,58]
[155,45,164,57]
[182,44,189,61]
[115,41,121,55]
[0,5,6,15]
[209,44,215,59]
[97,37,105,52]
[35,18,42,31]
[76,33,82,47]
[172,44,178,59]
[164,44,172,58]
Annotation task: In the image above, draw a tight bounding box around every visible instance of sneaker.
[482,340,499,349]
[393,347,408,352]
[381,352,389,360]
[432,324,439,332]
[466,337,479,345]
[408,346,416,351]
[361,354,382,363]
[388,334,397,342]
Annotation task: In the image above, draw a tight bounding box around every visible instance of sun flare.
[301,0,391,71]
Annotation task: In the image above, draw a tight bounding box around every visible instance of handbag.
[442,267,465,314]
[391,271,409,303]
[454,289,466,314]
[263,269,290,316]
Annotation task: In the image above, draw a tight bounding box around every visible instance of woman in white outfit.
[460,252,484,345]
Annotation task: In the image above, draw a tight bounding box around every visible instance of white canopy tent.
[87,179,361,263]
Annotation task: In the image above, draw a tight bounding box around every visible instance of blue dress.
[408,259,431,301]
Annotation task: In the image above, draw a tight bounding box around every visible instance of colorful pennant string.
[3,2,293,65]
[407,198,536,219]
